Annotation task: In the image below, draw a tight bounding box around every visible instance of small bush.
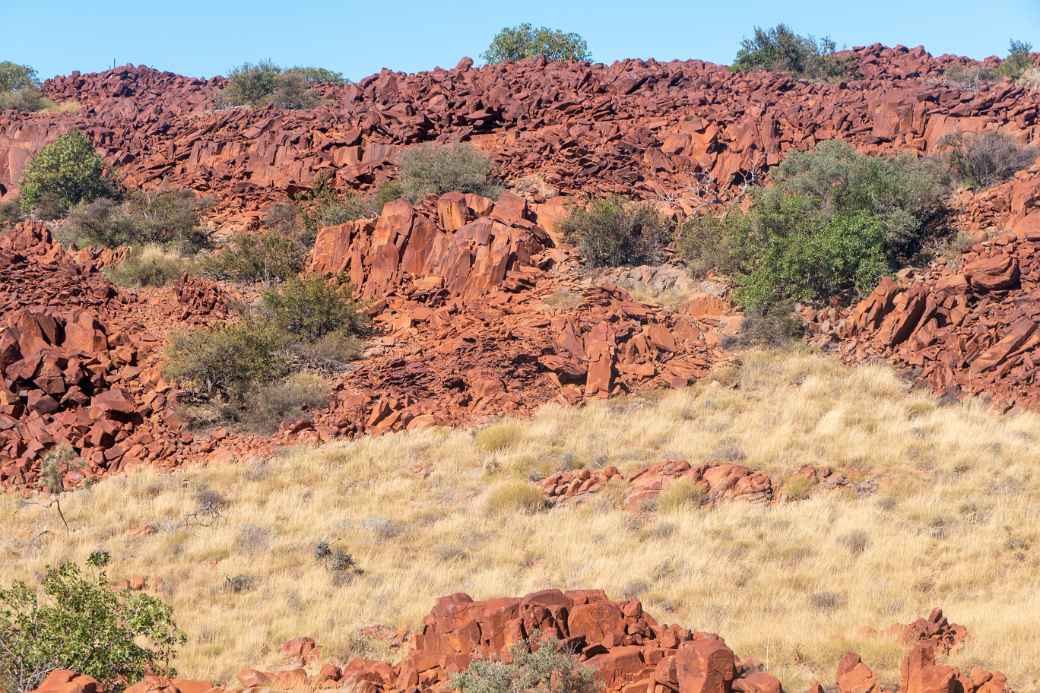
[292,330,364,371]
[0,562,185,693]
[725,303,805,348]
[373,180,404,210]
[0,62,38,92]
[484,481,546,515]
[235,373,330,434]
[199,229,306,282]
[399,144,499,202]
[943,63,997,91]
[998,39,1034,81]
[62,190,212,252]
[105,245,191,288]
[19,132,116,217]
[941,130,1038,188]
[164,321,290,403]
[676,211,750,278]
[453,635,599,693]
[219,61,322,109]
[475,422,524,453]
[732,24,855,81]
[782,476,815,502]
[657,478,707,513]
[283,66,346,85]
[482,24,591,64]
[261,274,368,342]
[561,196,668,267]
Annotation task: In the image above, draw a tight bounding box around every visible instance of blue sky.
[3,1,1039,80]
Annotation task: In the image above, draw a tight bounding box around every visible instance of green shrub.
[62,190,212,251]
[561,196,668,267]
[261,274,368,342]
[235,373,330,434]
[941,130,1037,188]
[399,144,499,202]
[219,61,322,109]
[0,62,48,113]
[724,303,806,348]
[0,560,185,693]
[483,24,591,64]
[678,140,949,310]
[199,230,306,282]
[943,63,997,91]
[105,245,192,288]
[732,24,855,81]
[283,66,346,85]
[453,634,599,693]
[19,132,116,217]
[164,321,290,402]
[998,39,1034,81]
[373,180,404,210]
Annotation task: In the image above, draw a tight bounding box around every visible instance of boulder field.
[28,591,1012,693]
[1,45,1039,226]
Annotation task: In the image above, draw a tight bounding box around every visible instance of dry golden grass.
[4,348,1040,690]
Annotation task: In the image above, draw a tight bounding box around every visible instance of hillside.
[2,36,1040,693]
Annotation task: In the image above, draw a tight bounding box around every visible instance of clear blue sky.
[4,1,1039,80]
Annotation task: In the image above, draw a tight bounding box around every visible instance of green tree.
[482,24,591,64]
[998,39,1034,80]
[18,132,116,217]
[0,62,39,92]
[219,61,323,109]
[0,560,185,693]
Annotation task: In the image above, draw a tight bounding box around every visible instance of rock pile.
[29,593,1013,693]
[2,46,1039,223]
[304,195,723,438]
[811,224,1040,411]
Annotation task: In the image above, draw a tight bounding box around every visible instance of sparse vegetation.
[0,559,185,693]
[482,24,591,64]
[561,196,669,267]
[732,24,855,81]
[453,635,600,693]
[484,481,546,515]
[997,40,1034,81]
[105,245,192,288]
[678,140,950,310]
[218,61,331,109]
[7,350,1040,688]
[198,229,306,283]
[656,478,707,513]
[941,130,1037,188]
[399,144,500,202]
[18,132,117,218]
[0,199,22,226]
[61,190,212,252]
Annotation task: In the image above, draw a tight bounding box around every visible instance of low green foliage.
[19,132,116,217]
[561,196,668,267]
[678,140,950,311]
[219,61,328,109]
[399,144,499,202]
[198,230,306,283]
[482,24,591,64]
[453,635,599,693]
[0,559,185,693]
[262,274,368,342]
[62,190,212,252]
[997,40,1034,81]
[941,130,1038,189]
[105,245,192,288]
[0,199,23,226]
[732,24,855,81]
[235,373,331,434]
[164,321,290,403]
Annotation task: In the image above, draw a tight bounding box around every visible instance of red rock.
[30,671,101,693]
[675,638,735,693]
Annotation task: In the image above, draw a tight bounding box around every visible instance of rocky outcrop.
[810,224,1040,411]
[2,46,1039,224]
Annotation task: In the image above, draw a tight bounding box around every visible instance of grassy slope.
[4,349,1040,690]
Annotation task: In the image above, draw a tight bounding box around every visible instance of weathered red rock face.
[1,46,1037,224]
[302,195,723,440]
[810,223,1040,411]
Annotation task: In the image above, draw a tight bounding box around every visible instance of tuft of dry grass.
[484,480,547,515]
[3,349,1040,690]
